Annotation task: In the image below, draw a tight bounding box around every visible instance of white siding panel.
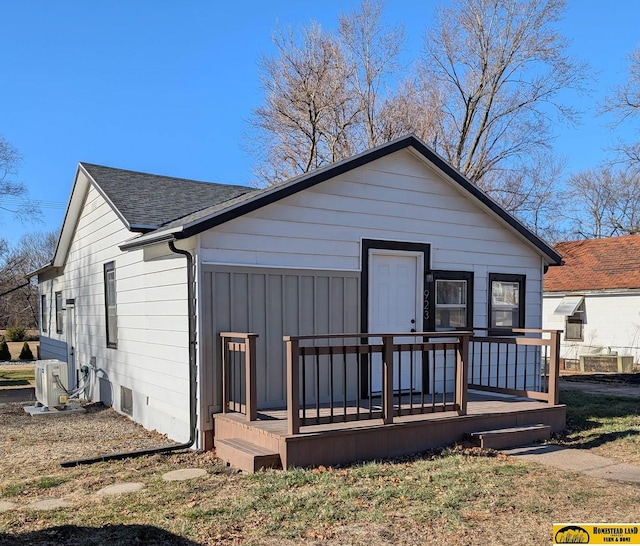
[544,292,640,362]
[39,183,191,444]
[200,149,545,331]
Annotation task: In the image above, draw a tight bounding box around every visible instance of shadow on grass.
[0,524,201,546]
[0,379,29,386]
[556,390,640,449]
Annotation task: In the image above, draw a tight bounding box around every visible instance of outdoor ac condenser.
[34,360,69,408]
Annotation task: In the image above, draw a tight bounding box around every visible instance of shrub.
[19,342,34,360]
[0,340,11,361]
[5,324,26,342]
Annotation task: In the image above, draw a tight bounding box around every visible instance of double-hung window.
[55,292,63,334]
[104,262,117,348]
[488,273,525,330]
[41,295,48,333]
[431,271,474,330]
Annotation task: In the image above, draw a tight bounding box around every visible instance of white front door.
[65,304,76,390]
[368,251,423,392]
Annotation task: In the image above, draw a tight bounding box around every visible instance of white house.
[36,135,563,456]
[543,235,640,368]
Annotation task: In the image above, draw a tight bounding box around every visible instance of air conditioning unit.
[35,360,69,408]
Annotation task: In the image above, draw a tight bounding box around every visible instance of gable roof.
[544,234,640,292]
[80,163,253,231]
[48,163,253,269]
[120,135,563,265]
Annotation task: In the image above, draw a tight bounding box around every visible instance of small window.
[565,302,585,341]
[430,271,474,330]
[436,280,468,330]
[55,292,63,334]
[104,262,117,348]
[489,273,525,330]
[41,295,48,333]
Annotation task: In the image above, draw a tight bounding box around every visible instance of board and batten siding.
[38,183,192,443]
[199,149,544,330]
[543,292,640,363]
[200,265,359,417]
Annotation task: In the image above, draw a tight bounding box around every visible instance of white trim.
[544,288,640,297]
[199,260,361,273]
[359,236,432,271]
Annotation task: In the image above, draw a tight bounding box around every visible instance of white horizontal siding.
[39,183,191,443]
[544,292,640,362]
[200,149,545,330]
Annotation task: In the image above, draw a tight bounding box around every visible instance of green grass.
[0,366,35,386]
[557,391,640,462]
[1,391,640,545]
[33,477,67,490]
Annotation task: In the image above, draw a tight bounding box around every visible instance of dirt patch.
[561,372,640,385]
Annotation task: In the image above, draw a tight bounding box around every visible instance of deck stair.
[468,424,551,450]
[215,437,281,473]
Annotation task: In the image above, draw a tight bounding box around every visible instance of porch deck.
[214,329,564,470]
[214,390,565,469]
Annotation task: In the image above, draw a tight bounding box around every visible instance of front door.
[65,303,76,390]
[368,251,423,392]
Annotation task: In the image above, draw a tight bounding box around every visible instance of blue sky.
[1,0,639,246]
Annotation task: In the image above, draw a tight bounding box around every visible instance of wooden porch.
[214,329,565,471]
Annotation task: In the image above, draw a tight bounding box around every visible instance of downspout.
[60,240,197,466]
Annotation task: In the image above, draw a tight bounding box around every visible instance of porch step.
[468,424,551,450]
[215,438,281,473]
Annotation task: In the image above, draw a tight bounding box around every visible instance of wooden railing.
[219,328,561,435]
[220,332,258,421]
[468,328,561,406]
[284,332,471,435]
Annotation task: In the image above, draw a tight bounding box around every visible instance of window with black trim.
[104,262,117,348]
[55,291,63,334]
[41,295,47,333]
[430,271,474,330]
[488,273,525,330]
[565,302,585,341]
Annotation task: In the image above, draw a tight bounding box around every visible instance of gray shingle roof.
[80,162,253,231]
[118,135,562,266]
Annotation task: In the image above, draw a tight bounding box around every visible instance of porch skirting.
[213,392,566,469]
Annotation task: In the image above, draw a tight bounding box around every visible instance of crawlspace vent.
[120,386,133,415]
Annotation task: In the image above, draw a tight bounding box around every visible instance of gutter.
[60,240,198,466]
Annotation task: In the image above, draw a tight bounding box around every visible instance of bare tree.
[250,1,405,184]
[603,47,640,169]
[251,24,357,184]
[566,166,640,238]
[420,0,586,185]
[248,0,586,238]
[338,0,405,149]
[0,231,56,329]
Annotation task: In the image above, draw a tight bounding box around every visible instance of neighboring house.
[35,135,563,466]
[543,235,640,366]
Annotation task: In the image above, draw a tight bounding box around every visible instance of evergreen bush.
[0,340,11,361]
[5,324,26,342]
[19,342,34,360]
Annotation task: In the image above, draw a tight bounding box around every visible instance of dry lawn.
[0,393,639,546]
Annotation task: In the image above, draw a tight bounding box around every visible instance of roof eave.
[176,135,562,265]
[119,228,183,251]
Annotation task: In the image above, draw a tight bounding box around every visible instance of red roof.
[545,235,640,292]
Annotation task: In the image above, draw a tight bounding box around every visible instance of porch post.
[285,336,300,435]
[382,335,394,424]
[221,336,229,414]
[547,330,561,405]
[455,333,470,415]
[245,334,258,421]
